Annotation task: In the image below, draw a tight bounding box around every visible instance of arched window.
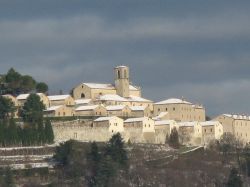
[118,70,121,79]
[81,93,85,98]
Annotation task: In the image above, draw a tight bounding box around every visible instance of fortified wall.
[52,120,157,144]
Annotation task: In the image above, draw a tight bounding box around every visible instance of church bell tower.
[114,66,129,98]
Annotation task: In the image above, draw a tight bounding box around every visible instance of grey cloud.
[0,0,250,116]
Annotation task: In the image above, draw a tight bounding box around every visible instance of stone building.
[106,105,131,117]
[72,66,141,100]
[44,105,75,117]
[75,105,107,117]
[153,98,205,122]
[130,106,151,117]
[123,117,155,143]
[213,114,250,143]
[16,93,50,108]
[200,121,223,145]
[154,120,178,144]
[93,116,124,134]
[48,94,75,107]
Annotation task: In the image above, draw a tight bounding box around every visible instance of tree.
[7,118,19,146]
[168,127,180,149]
[105,133,128,167]
[20,93,45,124]
[226,167,242,187]
[219,133,242,163]
[36,82,48,93]
[44,119,54,144]
[95,155,116,187]
[4,68,22,94]
[54,140,74,166]
[0,96,16,120]
[20,75,36,93]
[87,142,101,187]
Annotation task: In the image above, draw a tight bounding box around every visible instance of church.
[72,66,142,99]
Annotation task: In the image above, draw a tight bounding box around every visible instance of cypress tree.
[8,118,18,146]
[37,121,45,145]
[168,127,180,149]
[105,133,127,167]
[44,119,54,144]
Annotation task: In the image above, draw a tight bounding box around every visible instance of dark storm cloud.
[0,0,250,116]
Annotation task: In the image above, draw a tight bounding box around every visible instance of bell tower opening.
[114,65,129,98]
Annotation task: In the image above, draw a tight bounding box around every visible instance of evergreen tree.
[87,142,101,187]
[105,133,128,167]
[95,155,115,187]
[8,118,19,146]
[37,121,45,145]
[20,75,36,93]
[20,93,45,124]
[226,167,242,187]
[0,96,16,120]
[54,140,74,166]
[168,127,180,149]
[36,82,49,93]
[4,68,22,95]
[44,119,54,144]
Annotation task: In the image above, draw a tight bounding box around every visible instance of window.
[74,133,77,139]
[210,128,212,132]
[205,129,206,132]
[158,108,160,112]
[118,70,121,79]
[166,108,168,111]
[173,107,175,111]
[81,93,85,98]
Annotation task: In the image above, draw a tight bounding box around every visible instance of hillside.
[0,141,248,187]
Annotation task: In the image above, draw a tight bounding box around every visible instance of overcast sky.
[0,0,250,117]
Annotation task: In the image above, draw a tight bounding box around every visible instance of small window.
[81,93,85,98]
[210,128,212,132]
[158,108,160,112]
[166,108,168,111]
[173,107,175,111]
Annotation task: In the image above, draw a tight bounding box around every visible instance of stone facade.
[153,98,205,122]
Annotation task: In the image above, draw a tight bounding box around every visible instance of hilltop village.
[2,66,250,145]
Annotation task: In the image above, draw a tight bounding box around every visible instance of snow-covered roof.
[192,104,204,109]
[129,85,140,91]
[152,112,169,120]
[44,105,63,112]
[155,98,192,105]
[200,121,220,127]
[48,95,71,101]
[124,117,149,123]
[155,120,175,125]
[178,122,197,127]
[94,116,117,122]
[130,106,146,111]
[128,95,152,102]
[75,99,92,105]
[75,105,99,111]
[83,83,115,90]
[82,83,139,91]
[98,94,128,102]
[106,105,127,111]
[115,65,128,69]
[16,93,44,100]
[222,114,250,120]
